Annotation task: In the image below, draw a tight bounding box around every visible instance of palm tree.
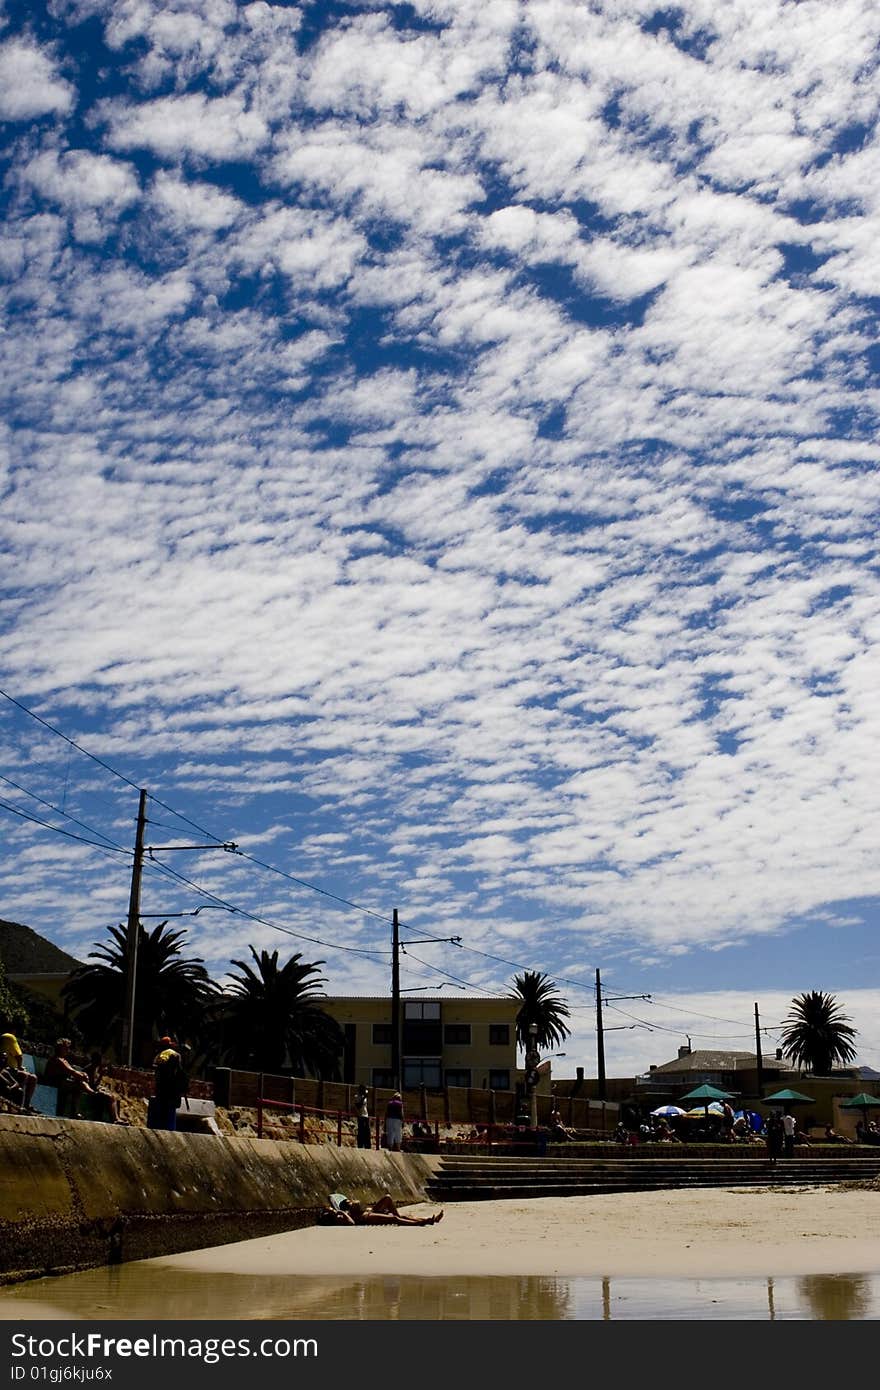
[509,970,571,1054]
[779,991,858,1075]
[62,923,218,1062]
[211,947,344,1077]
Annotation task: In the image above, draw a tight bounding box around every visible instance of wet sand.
[3,1188,880,1321]
[143,1185,880,1280]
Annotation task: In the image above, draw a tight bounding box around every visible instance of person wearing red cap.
[150,1035,187,1130]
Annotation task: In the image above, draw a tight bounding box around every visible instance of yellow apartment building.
[320,994,520,1091]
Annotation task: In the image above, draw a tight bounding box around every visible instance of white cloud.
[0,38,74,119]
[1,0,879,997]
[102,92,268,161]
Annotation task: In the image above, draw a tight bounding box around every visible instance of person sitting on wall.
[84,1051,125,1124]
[823,1124,853,1144]
[44,1038,100,1116]
[320,1192,444,1226]
[0,1028,38,1111]
[549,1109,576,1141]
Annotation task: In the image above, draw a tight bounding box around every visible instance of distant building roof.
[322,994,509,1003]
[0,919,83,975]
[649,1049,787,1075]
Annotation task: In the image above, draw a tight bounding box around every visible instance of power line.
[0,798,132,856]
[229,846,392,925]
[0,772,128,852]
[0,687,142,790]
[138,854,390,960]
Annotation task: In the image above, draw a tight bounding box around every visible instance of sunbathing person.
[323,1192,443,1226]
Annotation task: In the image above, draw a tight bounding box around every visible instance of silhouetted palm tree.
[510,970,571,1053]
[212,947,343,1077]
[779,991,858,1075]
[62,923,218,1062]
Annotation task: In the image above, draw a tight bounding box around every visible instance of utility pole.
[596,967,606,1101]
[121,789,148,1067]
[389,910,461,1092]
[525,1021,540,1128]
[595,968,652,1102]
[120,793,238,1069]
[754,1002,764,1096]
[391,908,401,1089]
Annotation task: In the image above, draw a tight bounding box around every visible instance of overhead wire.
[0,772,129,852]
[3,687,869,1053]
[0,687,143,791]
[138,854,390,960]
[0,798,132,856]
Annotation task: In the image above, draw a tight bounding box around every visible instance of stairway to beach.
[425,1151,880,1201]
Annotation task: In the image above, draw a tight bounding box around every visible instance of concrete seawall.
[0,1115,439,1284]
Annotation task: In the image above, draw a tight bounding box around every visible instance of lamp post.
[526,1021,540,1129]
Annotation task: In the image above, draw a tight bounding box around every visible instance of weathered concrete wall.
[0,1115,439,1284]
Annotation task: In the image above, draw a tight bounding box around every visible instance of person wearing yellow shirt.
[0,1028,38,1110]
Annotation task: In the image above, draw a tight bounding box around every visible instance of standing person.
[150,1036,187,1131]
[766,1110,784,1166]
[384,1090,404,1152]
[781,1110,796,1158]
[354,1084,372,1150]
[0,1028,37,1110]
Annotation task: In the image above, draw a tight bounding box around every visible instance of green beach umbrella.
[678,1084,737,1102]
[840,1093,880,1126]
[763,1088,814,1106]
[677,1083,737,1125]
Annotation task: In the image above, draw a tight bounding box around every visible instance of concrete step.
[427,1154,880,1200]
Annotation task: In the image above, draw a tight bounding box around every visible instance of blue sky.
[1,0,879,1077]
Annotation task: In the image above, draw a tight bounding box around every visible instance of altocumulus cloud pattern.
[1,1,879,1068]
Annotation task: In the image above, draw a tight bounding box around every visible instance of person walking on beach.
[384,1091,404,1151]
[354,1084,372,1150]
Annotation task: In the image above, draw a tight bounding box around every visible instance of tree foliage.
[62,923,218,1062]
[509,970,571,1054]
[0,956,28,1035]
[779,990,858,1075]
[211,947,344,1078]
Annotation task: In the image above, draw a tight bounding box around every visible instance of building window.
[372,1024,392,1045]
[489,1025,510,1046]
[403,1058,441,1089]
[404,1001,441,1020]
[443,1024,471,1046]
[489,1070,511,1091]
[372,1069,395,1089]
[445,1069,471,1089]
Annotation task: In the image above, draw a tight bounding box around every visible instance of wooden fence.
[212,1069,618,1132]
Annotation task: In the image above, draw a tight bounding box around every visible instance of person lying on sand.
[321,1192,444,1227]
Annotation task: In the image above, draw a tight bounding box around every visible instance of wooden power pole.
[121,789,148,1067]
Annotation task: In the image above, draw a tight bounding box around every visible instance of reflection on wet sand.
[0,1266,573,1321]
[0,1267,877,1321]
[797,1274,874,1321]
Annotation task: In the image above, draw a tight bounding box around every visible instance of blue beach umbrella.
[651,1105,686,1117]
[734,1109,763,1133]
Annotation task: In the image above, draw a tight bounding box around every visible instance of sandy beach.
[144,1186,880,1281]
